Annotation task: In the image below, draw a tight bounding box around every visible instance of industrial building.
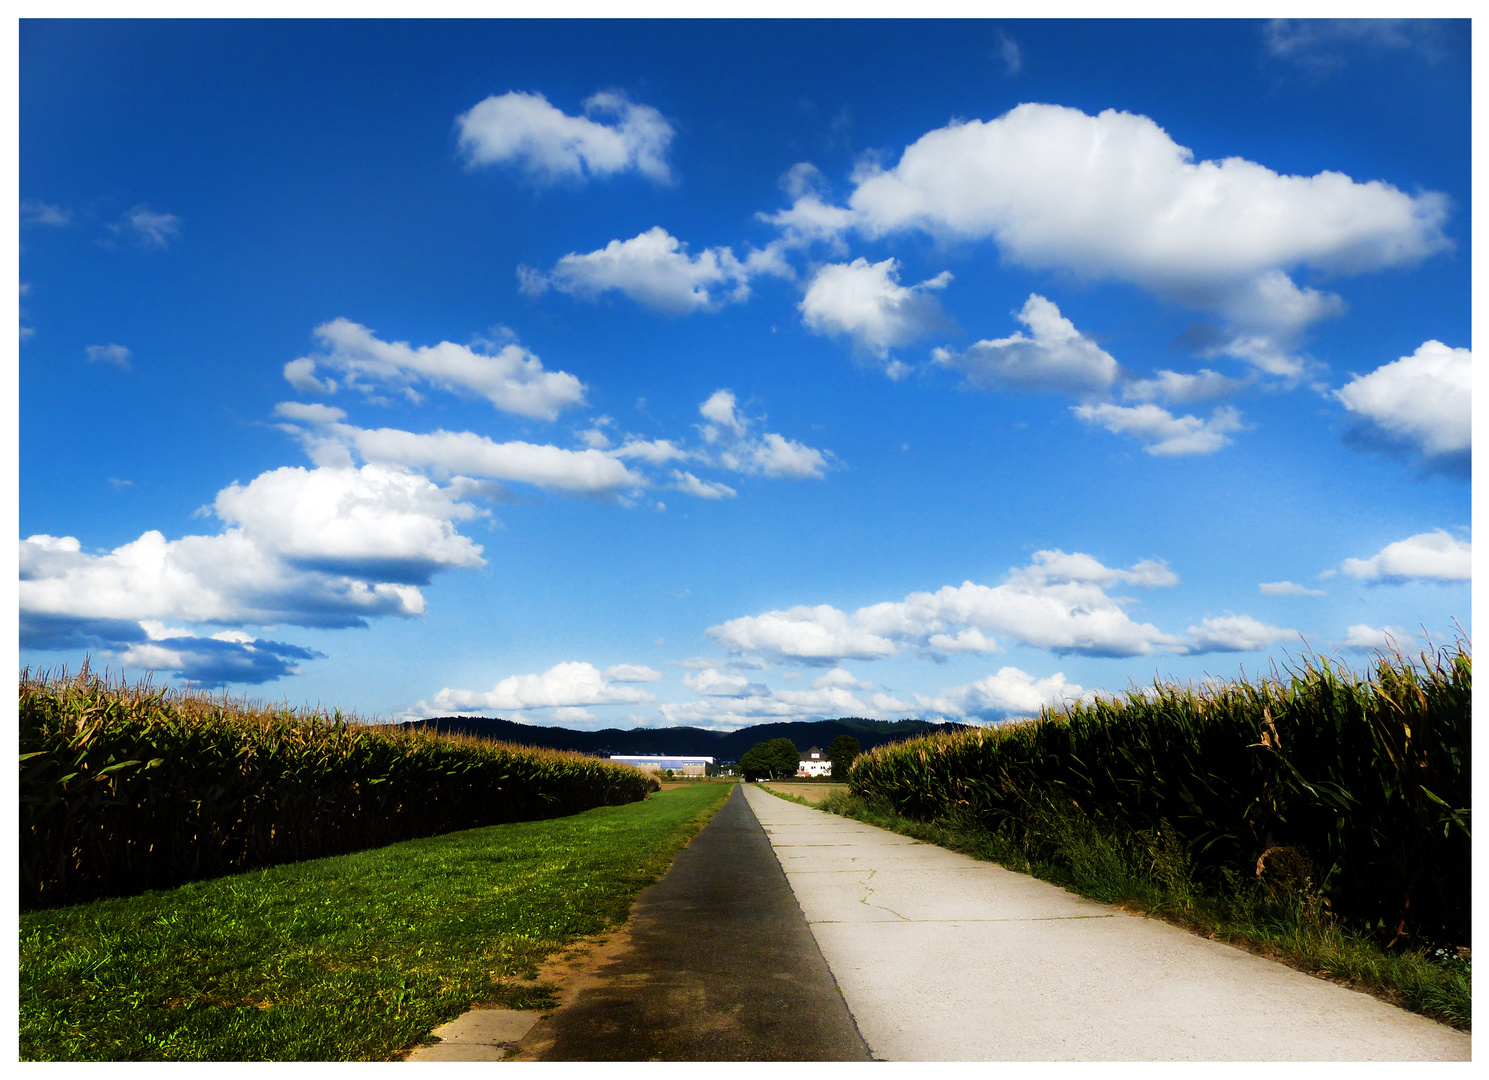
[608,755,716,777]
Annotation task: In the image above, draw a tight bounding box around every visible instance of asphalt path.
[514,784,872,1061]
[740,784,1471,1061]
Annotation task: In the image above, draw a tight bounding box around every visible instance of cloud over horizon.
[707,549,1187,664]
[433,660,659,712]
[19,462,492,681]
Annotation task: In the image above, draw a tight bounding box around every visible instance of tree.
[828,734,861,781]
[740,738,802,780]
[738,745,769,780]
[767,738,802,778]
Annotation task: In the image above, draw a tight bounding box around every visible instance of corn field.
[849,644,1471,948]
[19,666,658,909]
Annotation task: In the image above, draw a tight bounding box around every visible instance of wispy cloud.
[85,343,132,370]
[1259,581,1325,597]
[1265,19,1449,71]
[111,204,181,250]
[996,31,1022,76]
[1073,402,1245,457]
[21,199,71,226]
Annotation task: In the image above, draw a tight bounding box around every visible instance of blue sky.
[18,18,1472,729]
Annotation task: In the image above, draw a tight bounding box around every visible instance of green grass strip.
[818,790,1469,1031]
[21,783,733,1061]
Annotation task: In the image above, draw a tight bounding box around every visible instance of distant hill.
[398,715,966,761]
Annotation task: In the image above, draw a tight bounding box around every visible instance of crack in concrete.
[855,868,912,922]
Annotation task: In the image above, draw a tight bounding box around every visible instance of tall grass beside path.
[21,667,656,908]
[21,783,732,1061]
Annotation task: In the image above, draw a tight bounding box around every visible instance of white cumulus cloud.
[695,390,831,480]
[1335,340,1470,459]
[933,294,1118,396]
[799,257,952,360]
[457,90,673,184]
[524,226,788,314]
[283,319,585,421]
[211,464,485,582]
[1340,530,1471,583]
[758,191,856,254]
[782,103,1448,372]
[20,463,486,677]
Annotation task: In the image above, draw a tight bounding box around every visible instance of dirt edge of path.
[399,789,734,1061]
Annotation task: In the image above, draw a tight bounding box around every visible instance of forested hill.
[398,716,966,761]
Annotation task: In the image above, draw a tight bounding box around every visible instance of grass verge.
[818,789,1470,1031]
[21,783,732,1061]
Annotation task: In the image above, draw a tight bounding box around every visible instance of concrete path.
[405,1008,540,1061]
[510,785,871,1060]
[741,784,1471,1061]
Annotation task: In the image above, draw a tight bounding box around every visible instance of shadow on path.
[512,785,872,1061]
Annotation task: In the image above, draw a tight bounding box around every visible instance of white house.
[797,746,832,777]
